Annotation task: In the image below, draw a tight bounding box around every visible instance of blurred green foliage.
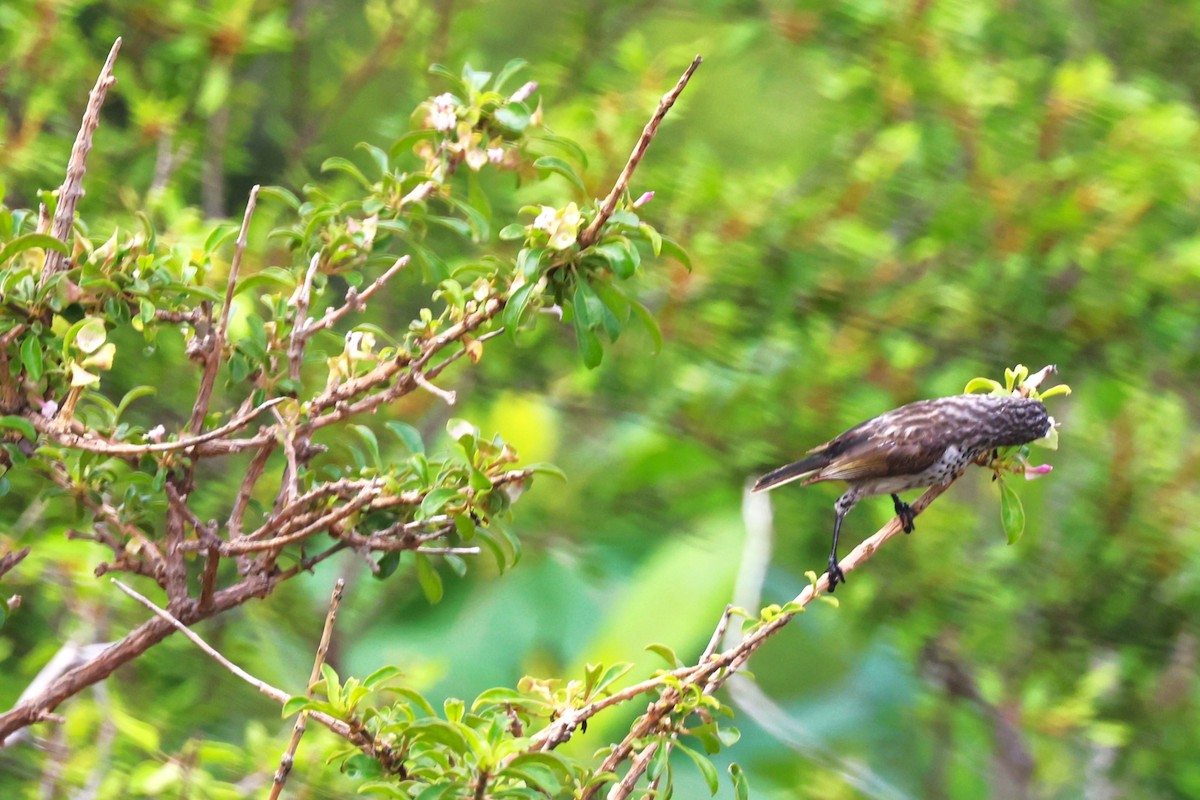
[2,0,1200,798]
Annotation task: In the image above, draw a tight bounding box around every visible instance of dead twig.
[41,38,122,284]
[269,578,345,800]
[579,56,701,248]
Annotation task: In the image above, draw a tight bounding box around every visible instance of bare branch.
[302,255,411,339]
[579,56,702,248]
[41,38,122,284]
[269,578,345,800]
[189,184,261,434]
[32,396,284,457]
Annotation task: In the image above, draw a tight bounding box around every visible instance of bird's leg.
[828,490,860,592]
[892,493,915,534]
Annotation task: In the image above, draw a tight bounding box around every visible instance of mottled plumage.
[753,394,1054,591]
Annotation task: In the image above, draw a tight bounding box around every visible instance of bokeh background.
[3,1,1200,797]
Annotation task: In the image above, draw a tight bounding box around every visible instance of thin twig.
[579,56,702,248]
[41,38,122,284]
[269,578,345,800]
[302,255,411,339]
[33,396,285,456]
[110,579,382,757]
[189,184,261,433]
[287,253,321,381]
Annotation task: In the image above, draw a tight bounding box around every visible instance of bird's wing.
[809,431,943,482]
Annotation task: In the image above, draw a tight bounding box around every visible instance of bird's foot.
[826,556,846,592]
[892,495,916,534]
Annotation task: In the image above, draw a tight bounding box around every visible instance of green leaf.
[494,103,531,135]
[471,687,531,710]
[503,281,539,341]
[573,312,603,368]
[999,479,1026,544]
[375,551,401,580]
[645,643,682,668]
[69,317,107,355]
[320,156,374,190]
[676,742,720,795]
[0,416,36,441]
[524,462,566,481]
[729,763,750,800]
[20,336,43,381]
[421,488,459,517]
[234,267,297,296]
[659,235,691,270]
[115,386,156,422]
[499,223,526,240]
[493,58,529,93]
[0,233,68,264]
[282,696,313,718]
[203,222,240,254]
[533,156,585,193]
[385,421,425,455]
[629,300,663,354]
[256,185,301,210]
[348,424,381,469]
[964,377,1005,395]
[363,665,404,690]
[594,241,638,279]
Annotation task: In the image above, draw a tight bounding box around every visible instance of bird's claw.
[826,557,846,592]
[893,498,916,534]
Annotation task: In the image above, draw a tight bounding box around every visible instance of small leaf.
[0,233,68,264]
[524,462,566,481]
[20,336,43,381]
[533,156,585,192]
[256,185,301,210]
[676,742,720,795]
[503,281,539,341]
[999,479,1026,544]
[282,696,313,718]
[421,488,459,517]
[493,58,529,93]
[659,235,691,270]
[574,314,602,368]
[321,156,374,190]
[71,317,108,354]
[385,421,425,454]
[964,377,1005,395]
[645,643,682,668]
[0,416,36,441]
[348,424,381,469]
[730,763,750,800]
[629,300,663,354]
[499,223,526,240]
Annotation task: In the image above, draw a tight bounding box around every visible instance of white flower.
[427,93,458,132]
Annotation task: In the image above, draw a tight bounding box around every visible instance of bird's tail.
[752,453,828,492]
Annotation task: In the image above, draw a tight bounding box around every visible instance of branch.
[109,579,393,763]
[269,578,345,800]
[41,38,121,284]
[188,184,261,434]
[32,396,285,456]
[578,55,701,248]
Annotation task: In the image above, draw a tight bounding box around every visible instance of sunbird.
[753,394,1053,591]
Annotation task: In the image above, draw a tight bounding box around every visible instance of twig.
[578,56,702,248]
[287,253,321,381]
[33,396,285,456]
[189,184,261,433]
[109,579,379,755]
[0,547,30,580]
[413,372,456,405]
[269,578,345,800]
[302,255,411,339]
[41,38,122,284]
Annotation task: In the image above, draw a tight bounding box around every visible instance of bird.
[752,394,1054,591]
